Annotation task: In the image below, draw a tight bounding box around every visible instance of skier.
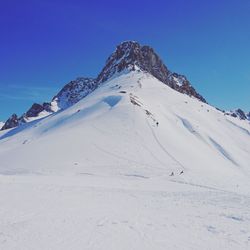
[179,170,184,175]
[170,172,174,176]
[156,121,159,126]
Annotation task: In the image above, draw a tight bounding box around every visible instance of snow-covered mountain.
[2,41,248,131]
[2,41,249,132]
[0,121,4,129]
[1,41,249,187]
[1,41,207,130]
[0,42,250,250]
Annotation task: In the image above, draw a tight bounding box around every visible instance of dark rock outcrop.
[97,41,170,84]
[26,103,46,118]
[225,108,249,121]
[1,103,55,131]
[234,109,247,120]
[1,114,20,130]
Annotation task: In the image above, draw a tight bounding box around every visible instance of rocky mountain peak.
[97,41,170,84]
[97,41,206,103]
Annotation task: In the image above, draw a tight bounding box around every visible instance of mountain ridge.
[1,41,248,130]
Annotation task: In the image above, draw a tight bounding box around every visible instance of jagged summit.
[97,41,206,103]
[97,41,171,84]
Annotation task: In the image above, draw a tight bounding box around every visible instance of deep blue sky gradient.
[1,0,250,120]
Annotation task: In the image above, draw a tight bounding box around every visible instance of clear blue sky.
[1,0,250,121]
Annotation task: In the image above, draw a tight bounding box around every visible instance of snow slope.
[1,174,250,250]
[0,71,250,249]
[0,122,4,129]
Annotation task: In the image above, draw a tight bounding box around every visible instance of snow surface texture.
[0,71,250,250]
[0,122,4,129]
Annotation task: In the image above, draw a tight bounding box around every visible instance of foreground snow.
[0,71,249,249]
[0,174,249,250]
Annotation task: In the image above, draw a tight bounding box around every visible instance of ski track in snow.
[209,137,238,166]
[145,117,186,170]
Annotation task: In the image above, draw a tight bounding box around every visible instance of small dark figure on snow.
[156,122,159,126]
[179,170,184,175]
[170,172,174,176]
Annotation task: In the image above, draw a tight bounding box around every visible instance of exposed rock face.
[97,41,206,102]
[1,114,20,130]
[167,73,206,103]
[97,41,170,84]
[25,103,47,118]
[52,77,97,110]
